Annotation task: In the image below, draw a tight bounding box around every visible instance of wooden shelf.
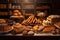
[21,0,36,3]
[0,0,51,17]
[0,12,9,16]
[36,6,50,9]
[22,9,35,10]
[0,9,8,11]
[8,2,49,4]
[34,33,60,36]
[10,3,21,4]
[21,3,35,5]
[9,8,34,10]
[0,16,11,18]
[0,3,9,4]
[36,2,49,3]
[0,4,8,9]
[8,8,21,10]
[9,9,22,10]
[21,2,35,4]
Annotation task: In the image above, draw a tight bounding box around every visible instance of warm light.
[23,0,30,3]
[25,0,29,2]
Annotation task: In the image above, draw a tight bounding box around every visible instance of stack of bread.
[22,15,42,25]
[13,10,21,16]
[11,10,24,19]
[11,23,32,34]
[41,15,60,33]
[0,19,13,33]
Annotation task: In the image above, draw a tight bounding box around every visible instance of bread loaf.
[47,15,60,23]
[42,26,55,32]
[13,23,26,33]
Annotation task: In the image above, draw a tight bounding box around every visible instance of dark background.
[9,0,60,15]
[50,0,60,15]
[0,0,60,15]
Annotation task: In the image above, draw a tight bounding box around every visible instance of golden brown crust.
[13,10,22,16]
[13,13,18,16]
[0,26,13,33]
[54,22,60,29]
[0,19,6,24]
[13,23,25,33]
[22,15,35,25]
[22,31,28,35]
[55,22,60,27]
[42,26,55,32]
[32,25,39,31]
[3,26,13,32]
[22,15,42,25]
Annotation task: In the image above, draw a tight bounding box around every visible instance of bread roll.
[42,20,51,26]
[0,19,6,23]
[13,10,22,16]
[22,31,28,35]
[13,13,18,16]
[38,25,45,31]
[37,12,46,17]
[28,31,34,35]
[13,10,19,13]
[33,25,39,31]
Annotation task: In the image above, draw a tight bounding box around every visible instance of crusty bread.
[0,25,13,33]
[0,19,6,23]
[13,10,22,16]
[42,26,55,32]
[13,23,25,33]
[47,15,60,23]
[13,10,19,13]
[54,22,60,29]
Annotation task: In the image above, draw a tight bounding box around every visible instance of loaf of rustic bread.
[47,15,60,23]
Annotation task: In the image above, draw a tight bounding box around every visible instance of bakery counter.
[0,33,60,36]
[0,15,60,36]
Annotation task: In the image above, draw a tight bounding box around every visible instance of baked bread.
[13,13,18,16]
[38,25,45,31]
[13,10,19,13]
[0,25,13,33]
[47,15,60,23]
[0,19,6,24]
[13,23,32,34]
[54,22,60,29]
[35,18,42,24]
[37,12,46,17]
[42,20,52,26]
[55,29,60,33]
[22,15,42,25]
[22,31,28,35]
[22,15,35,25]
[13,23,26,33]
[13,10,22,16]
[3,26,13,32]
[32,25,39,31]
[28,31,34,35]
[42,26,55,32]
